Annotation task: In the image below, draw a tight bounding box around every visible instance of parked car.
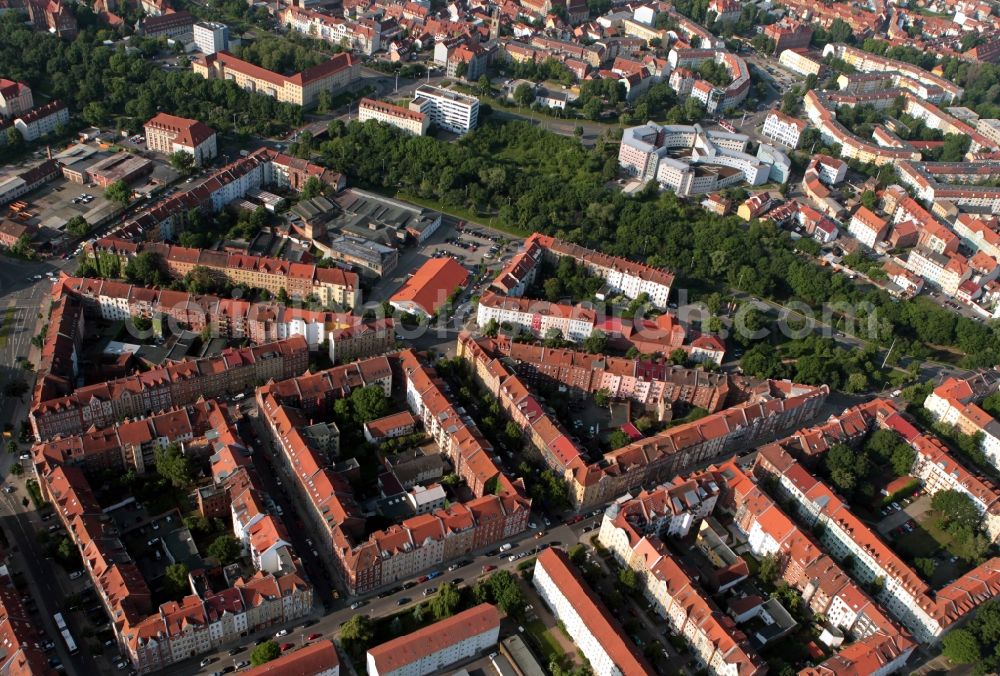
[396,597,410,606]
[200,658,214,667]
[350,601,365,610]
[279,643,293,651]
[274,629,288,638]
[307,633,322,641]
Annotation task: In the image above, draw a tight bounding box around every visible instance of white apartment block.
[533,549,652,676]
[358,98,429,136]
[925,376,1000,474]
[366,604,500,676]
[410,85,478,135]
[476,293,595,342]
[14,102,69,142]
[761,110,807,148]
[192,21,229,55]
[847,207,888,249]
[778,49,824,77]
[905,248,970,296]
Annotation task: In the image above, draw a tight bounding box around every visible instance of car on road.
[227,647,242,656]
[350,601,366,610]
[280,642,293,651]
[115,660,129,669]
[423,586,436,596]
[274,629,288,638]
[416,575,429,584]
[236,661,250,669]
[427,570,441,580]
[396,597,410,606]
[200,658,214,667]
[482,564,496,574]
[307,633,322,641]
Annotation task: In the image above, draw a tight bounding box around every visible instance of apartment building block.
[761,109,807,149]
[192,21,229,55]
[0,79,33,119]
[533,549,654,676]
[366,604,499,676]
[358,98,429,136]
[144,113,218,166]
[409,85,478,134]
[192,51,359,108]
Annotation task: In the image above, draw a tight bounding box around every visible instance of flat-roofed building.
[410,85,479,134]
[86,153,154,188]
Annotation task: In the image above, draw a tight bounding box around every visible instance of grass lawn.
[893,528,940,559]
[524,619,564,664]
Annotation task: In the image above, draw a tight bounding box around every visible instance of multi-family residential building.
[847,206,889,248]
[144,113,218,166]
[753,441,1000,643]
[90,238,361,309]
[13,101,69,142]
[366,604,499,676]
[37,403,312,674]
[192,21,228,55]
[458,332,828,508]
[280,7,382,56]
[804,91,923,166]
[904,247,970,296]
[476,291,596,342]
[925,373,1000,472]
[258,351,530,595]
[721,460,917,675]
[880,410,1000,541]
[533,548,655,676]
[475,335,730,416]
[598,492,766,675]
[58,275,389,363]
[667,48,750,114]
[358,98,429,136]
[247,639,339,675]
[491,232,674,308]
[822,43,963,104]
[0,79,33,119]
[30,323,308,441]
[897,160,1000,215]
[192,51,359,108]
[409,85,479,134]
[106,148,343,240]
[778,49,824,77]
[761,109,807,148]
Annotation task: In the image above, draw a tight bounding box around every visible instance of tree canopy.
[250,640,281,666]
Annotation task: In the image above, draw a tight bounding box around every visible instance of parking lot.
[19,178,119,239]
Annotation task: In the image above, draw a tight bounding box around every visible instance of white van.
[499,543,513,552]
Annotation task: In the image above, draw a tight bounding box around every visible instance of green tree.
[568,543,586,565]
[340,615,373,657]
[250,640,281,666]
[163,563,190,599]
[5,127,23,149]
[941,627,981,663]
[583,329,607,354]
[617,567,638,592]
[430,582,461,620]
[104,180,132,206]
[757,553,781,586]
[301,176,324,200]
[350,385,388,423]
[124,251,165,286]
[154,443,192,490]
[9,463,22,477]
[168,150,195,175]
[476,75,492,96]
[607,430,630,450]
[931,490,981,532]
[208,535,242,565]
[184,266,219,294]
[6,439,17,454]
[65,216,90,237]
[514,82,535,106]
[890,445,916,476]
